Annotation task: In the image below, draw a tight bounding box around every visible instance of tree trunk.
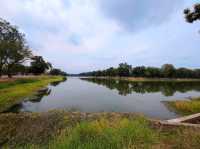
[8,73,12,78]
[0,66,2,78]
[7,65,12,78]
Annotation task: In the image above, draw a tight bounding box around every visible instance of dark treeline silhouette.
[79,63,200,79]
[82,78,200,96]
[0,18,67,77]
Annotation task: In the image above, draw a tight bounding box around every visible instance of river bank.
[0,111,199,148]
[81,76,200,82]
[0,76,65,112]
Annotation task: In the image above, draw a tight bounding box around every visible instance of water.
[10,78,200,119]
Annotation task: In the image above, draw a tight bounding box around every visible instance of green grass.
[0,76,64,112]
[48,117,157,149]
[15,116,158,149]
[1,112,200,149]
[0,79,39,89]
[167,97,200,115]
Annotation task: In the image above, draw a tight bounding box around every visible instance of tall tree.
[0,18,31,77]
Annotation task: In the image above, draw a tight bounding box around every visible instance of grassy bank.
[83,77,200,82]
[167,97,200,115]
[0,76,64,112]
[0,112,199,149]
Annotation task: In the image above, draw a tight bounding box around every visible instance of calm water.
[10,77,200,119]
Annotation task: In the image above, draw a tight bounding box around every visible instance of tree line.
[79,63,200,79]
[0,18,67,78]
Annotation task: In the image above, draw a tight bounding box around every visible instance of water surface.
[11,78,200,119]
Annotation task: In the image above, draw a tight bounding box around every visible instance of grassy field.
[0,112,199,149]
[167,97,200,115]
[0,76,64,112]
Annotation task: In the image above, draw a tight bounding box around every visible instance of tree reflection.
[81,78,200,96]
[30,88,52,102]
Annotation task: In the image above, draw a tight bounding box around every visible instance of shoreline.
[80,76,200,82]
[0,75,65,112]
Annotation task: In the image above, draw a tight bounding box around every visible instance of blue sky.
[0,0,199,73]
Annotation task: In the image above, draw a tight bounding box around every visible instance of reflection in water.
[6,79,67,113]
[30,88,52,102]
[5,87,52,113]
[81,78,200,96]
[5,78,200,119]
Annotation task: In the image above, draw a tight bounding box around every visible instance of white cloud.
[0,0,199,73]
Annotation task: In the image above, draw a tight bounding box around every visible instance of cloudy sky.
[0,0,199,73]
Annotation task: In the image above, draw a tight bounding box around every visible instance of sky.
[0,0,199,73]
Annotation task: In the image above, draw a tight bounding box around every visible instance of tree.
[161,64,176,78]
[176,68,194,78]
[118,63,131,77]
[0,18,31,77]
[184,3,200,23]
[50,68,67,76]
[132,66,146,77]
[30,56,52,75]
[145,67,161,78]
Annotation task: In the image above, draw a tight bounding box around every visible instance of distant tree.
[79,63,199,79]
[176,68,194,78]
[50,68,67,76]
[0,18,32,78]
[194,69,200,78]
[132,66,146,77]
[184,3,200,23]
[49,68,61,75]
[118,63,131,77]
[30,56,51,75]
[145,67,161,78]
[161,64,176,78]
[106,67,118,76]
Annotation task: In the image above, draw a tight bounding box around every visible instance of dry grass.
[167,97,200,115]
[0,112,200,149]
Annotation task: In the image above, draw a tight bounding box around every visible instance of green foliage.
[0,18,66,77]
[118,63,132,77]
[132,66,146,77]
[50,68,67,76]
[0,18,32,77]
[30,56,52,75]
[80,63,200,79]
[161,64,175,78]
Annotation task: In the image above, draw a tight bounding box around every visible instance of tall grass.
[168,97,200,115]
[20,117,158,149]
